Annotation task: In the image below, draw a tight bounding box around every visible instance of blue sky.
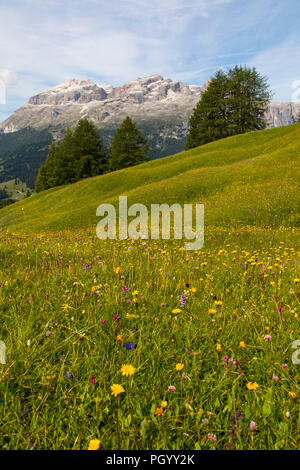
[1,0,300,122]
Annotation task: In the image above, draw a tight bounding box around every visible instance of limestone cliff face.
[28,79,108,106]
[267,102,300,127]
[0,75,205,134]
[0,75,299,147]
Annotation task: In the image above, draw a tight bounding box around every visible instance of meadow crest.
[0,226,299,450]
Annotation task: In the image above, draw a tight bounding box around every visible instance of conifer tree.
[227,66,272,135]
[35,119,106,192]
[35,141,59,192]
[72,119,106,179]
[108,117,149,171]
[54,127,76,185]
[186,66,272,149]
[186,71,229,148]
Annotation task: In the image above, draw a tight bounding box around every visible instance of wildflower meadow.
[0,226,299,450]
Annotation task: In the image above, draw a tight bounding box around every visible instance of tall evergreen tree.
[72,119,106,179]
[35,141,59,192]
[108,117,149,171]
[54,127,76,185]
[227,66,272,135]
[35,119,106,192]
[186,66,272,149]
[186,71,229,148]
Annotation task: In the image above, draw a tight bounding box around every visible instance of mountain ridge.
[1,75,300,137]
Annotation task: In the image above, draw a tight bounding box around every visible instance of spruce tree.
[54,127,76,185]
[72,119,106,179]
[35,119,106,192]
[186,71,229,148]
[108,117,149,171]
[227,66,272,134]
[186,66,272,149]
[35,141,59,192]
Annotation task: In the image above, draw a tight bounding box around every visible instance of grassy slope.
[0,179,32,201]
[0,123,299,231]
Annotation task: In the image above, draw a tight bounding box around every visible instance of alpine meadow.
[0,0,300,455]
[0,123,299,450]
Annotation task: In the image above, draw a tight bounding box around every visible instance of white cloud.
[0,0,299,120]
[248,36,300,101]
[0,68,18,87]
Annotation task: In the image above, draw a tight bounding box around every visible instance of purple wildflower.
[124,342,136,350]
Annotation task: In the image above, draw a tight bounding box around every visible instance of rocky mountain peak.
[28,78,107,106]
[0,75,299,139]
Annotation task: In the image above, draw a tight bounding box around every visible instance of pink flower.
[207,433,217,442]
[90,376,96,384]
[272,376,279,382]
[100,319,106,324]
[282,363,287,370]
[168,385,176,393]
[264,334,272,341]
[249,421,257,431]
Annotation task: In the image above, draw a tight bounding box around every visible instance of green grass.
[0,228,299,450]
[0,123,299,231]
[0,125,299,450]
[0,179,32,201]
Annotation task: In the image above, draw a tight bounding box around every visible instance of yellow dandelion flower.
[209,308,217,314]
[247,382,259,391]
[115,267,122,275]
[289,392,297,399]
[216,343,222,352]
[116,334,123,341]
[111,384,125,397]
[172,308,182,314]
[240,341,246,349]
[214,301,223,306]
[161,401,168,408]
[190,287,197,293]
[176,363,184,371]
[120,364,135,376]
[132,290,139,296]
[293,279,299,284]
[62,303,71,311]
[88,439,101,450]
